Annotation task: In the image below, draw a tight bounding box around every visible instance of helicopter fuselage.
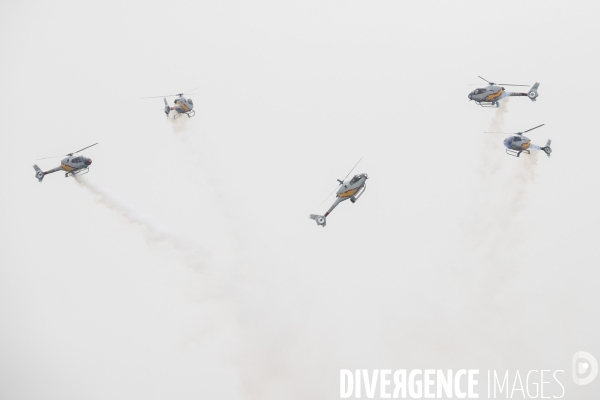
[165,95,195,118]
[325,173,369,215]
[60,156,92,172]
[468,85,506,103]
[335,173,368,200]
[173,96,193,113]
[504,135,531,152]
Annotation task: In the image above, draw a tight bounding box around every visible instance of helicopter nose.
[468,93,472,100]
[87,158,92,165]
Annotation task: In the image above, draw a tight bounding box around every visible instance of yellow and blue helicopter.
[309,158,368,227]
[143,87,200,119]
[468,76,540,107]
[485,124,552,158]
[33,143,97,182]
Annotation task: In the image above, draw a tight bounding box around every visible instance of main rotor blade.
[141,94,178,99]
[523,124,545,133]
[142,91,200,99]
[341,157,363,183]
[484,132,509,134]
[183,86,200,94]
[319,185,341,206]
[478,76,529,86]
[317,157,363,206]
[72,143,98,154]
[142,86,200,99]
[37,143,98,160]
[36,154,64,160]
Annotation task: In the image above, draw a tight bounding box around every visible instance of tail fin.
[543,139,552,157]
[33,165,45,182]
[164,98,170,117]
[528,82,540,101]
[309,214,326,227]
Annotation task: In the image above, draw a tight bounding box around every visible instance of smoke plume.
[457,98,545,374]
[74,176,206,269]
[169,113,190,135]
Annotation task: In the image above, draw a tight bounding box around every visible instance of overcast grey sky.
[1,1,599,399]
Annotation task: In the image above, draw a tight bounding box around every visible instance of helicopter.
[33,143,98,182]
[309,158,368,227]
[485,124,552,158]
[142,87,200,119]
[468,76,540,107]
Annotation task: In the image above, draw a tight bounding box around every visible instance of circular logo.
[573,351,598,385]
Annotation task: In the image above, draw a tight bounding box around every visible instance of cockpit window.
[188,99,193,105]
[349,175,361,185]
[513,137,521,142]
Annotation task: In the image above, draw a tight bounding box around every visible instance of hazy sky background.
[1,1,599,399]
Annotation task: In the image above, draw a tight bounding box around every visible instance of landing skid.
[506,149,530,158]
[65,168,89,178]
[173,110,196,119]
[476,101,500,108]
[350,184,367,203]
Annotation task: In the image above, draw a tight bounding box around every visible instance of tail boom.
[507,82,540,101]
[529,139,552,157]
[33,165,63,182]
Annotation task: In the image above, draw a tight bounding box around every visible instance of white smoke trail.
[167,112,234,220]
[456,98,546,375]
[469,98,540,248]
[478,100,510,179]
[74,176,207,270]
[164,104,303,400]
[169,113,191,135]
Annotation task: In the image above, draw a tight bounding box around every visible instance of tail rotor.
[543,139,552,157]
[309,214,327,227]
[528,82,540,101]
[33,165,45,182]
[164,98,170,117]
